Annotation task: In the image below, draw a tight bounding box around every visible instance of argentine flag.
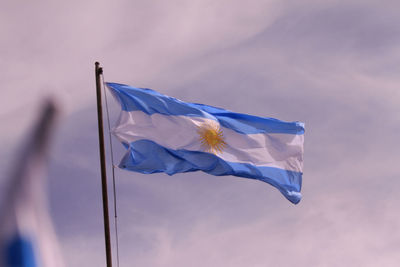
[0,101,64,267]
[107,83,304,204]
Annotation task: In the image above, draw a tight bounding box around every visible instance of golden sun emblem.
[197,122,227,154]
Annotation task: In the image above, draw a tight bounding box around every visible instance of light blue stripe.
[119,140,302,204]
[5,234,37,267]
[107,82,304,135]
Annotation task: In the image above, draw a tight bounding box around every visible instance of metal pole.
[95,62,113,267]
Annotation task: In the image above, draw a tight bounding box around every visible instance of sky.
[1,0,400,266]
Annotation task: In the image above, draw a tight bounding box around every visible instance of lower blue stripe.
[120,140,302,204]
[5,234,37,267]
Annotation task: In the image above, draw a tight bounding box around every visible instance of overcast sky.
[1,0,400,266]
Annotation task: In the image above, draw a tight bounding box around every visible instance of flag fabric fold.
[0,100,64,267]
[107,83,304,204]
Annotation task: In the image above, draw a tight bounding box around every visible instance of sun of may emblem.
[197,122,227,154]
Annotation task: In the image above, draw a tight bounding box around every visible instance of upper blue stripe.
[107,83,305,135]
[119,139,302,204]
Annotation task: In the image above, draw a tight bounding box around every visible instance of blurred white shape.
[0,99,65,267]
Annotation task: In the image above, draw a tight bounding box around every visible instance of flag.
[107,83,305,204]
[0,100,64,267]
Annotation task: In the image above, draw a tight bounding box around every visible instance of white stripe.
[113,111,304,172]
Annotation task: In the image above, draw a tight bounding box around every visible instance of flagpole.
[95,62,113,267]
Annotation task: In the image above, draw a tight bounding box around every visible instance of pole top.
[95,62,103,75]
